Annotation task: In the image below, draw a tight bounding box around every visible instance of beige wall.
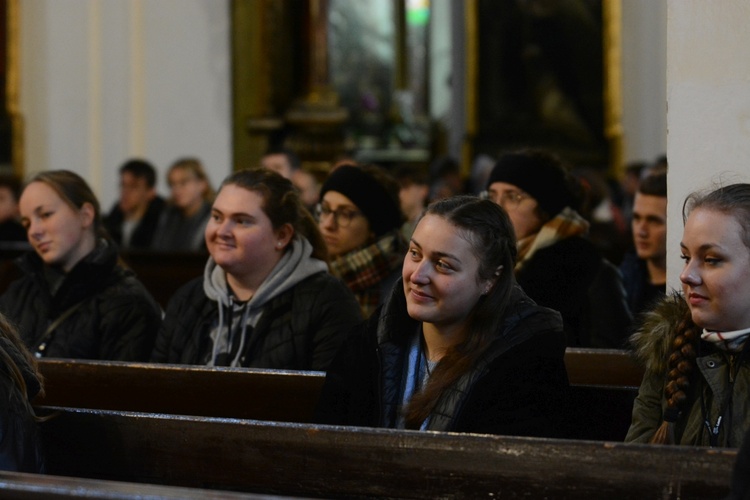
[19,0,231,208]
[621,0,667,165]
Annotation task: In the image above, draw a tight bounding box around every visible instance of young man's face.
[0,186,19,222]
[119,172,154,216]
[632,192,667,263]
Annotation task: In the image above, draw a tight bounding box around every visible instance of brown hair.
[218,168,328,262]
[403,195,517,428]
[0,312,44,420]
[649,299,699,444]
[25,170,107,241]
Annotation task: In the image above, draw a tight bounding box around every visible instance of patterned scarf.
[330,230,406,318]
[702,327,750,352]
[515,207,590,272]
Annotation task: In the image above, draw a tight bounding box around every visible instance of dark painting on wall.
[475,0,608,167]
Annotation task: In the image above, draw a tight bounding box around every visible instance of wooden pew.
[35,360,324,423]
[0,470,280,499]
[38,407,736,499]
[563,348,643,441]
[564,348,644,387]
[34,348,644,441]
[35,349,642,428]
[119,250,206,308]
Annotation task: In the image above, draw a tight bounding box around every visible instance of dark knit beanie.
[486,152,577,216]
[320,166,402,237]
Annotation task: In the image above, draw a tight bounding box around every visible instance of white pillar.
[666,0,750,287]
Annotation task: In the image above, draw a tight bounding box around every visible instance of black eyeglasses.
[480,189,529,209]
[315,203,363,228]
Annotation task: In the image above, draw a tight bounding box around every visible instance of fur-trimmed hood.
[629,291,691,374]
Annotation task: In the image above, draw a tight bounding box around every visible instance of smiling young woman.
[0,170,162,361]
[151,168,362,370]
[627,183,750,447]
[315,195,569,436]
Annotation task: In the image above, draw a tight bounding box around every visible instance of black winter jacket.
[516,236,632,348]
[151,272,363,370]
[314,282,570,437]
[0,244,161,361]
[619,252,666,319]
[103,196,166,249]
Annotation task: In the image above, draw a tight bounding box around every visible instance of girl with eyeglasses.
[317,164,408,318]
[485,149,632,348]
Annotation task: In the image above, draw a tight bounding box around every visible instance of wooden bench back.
[39,407,735,499]
[119,250,206,308]
[0,470,271,499]
[34,348,644,440]
[35,360,324,422]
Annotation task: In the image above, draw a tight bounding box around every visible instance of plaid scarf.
[515,207,589,272]
[330,230,406,318]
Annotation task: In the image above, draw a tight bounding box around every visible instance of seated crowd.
[2,147,750,496]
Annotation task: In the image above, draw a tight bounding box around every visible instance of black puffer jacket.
[516,236,632,348]
[315,281,570,437]
[151,272,363,371]
[0,244,161,361]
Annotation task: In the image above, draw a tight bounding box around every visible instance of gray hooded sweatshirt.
[202,236,327,367]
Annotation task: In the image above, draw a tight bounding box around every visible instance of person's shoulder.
[103,202,123,221]
[150,196,167,210]
[552,235,601,258]
[630,292,687,372]
[167,275,206,304]
[506,286,563,323]
[297,270,349,293]
[293,271,361,307]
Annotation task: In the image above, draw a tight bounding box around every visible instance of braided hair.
[650,297,699,444]
[651,183,750,444]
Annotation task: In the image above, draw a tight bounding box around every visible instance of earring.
[277,242,282,248]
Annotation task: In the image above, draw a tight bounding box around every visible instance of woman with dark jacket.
[315,196,569,436]
[484,149,632,348]
[151,169,362,370]
[0,170,161,361]
[0,313,43,472]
